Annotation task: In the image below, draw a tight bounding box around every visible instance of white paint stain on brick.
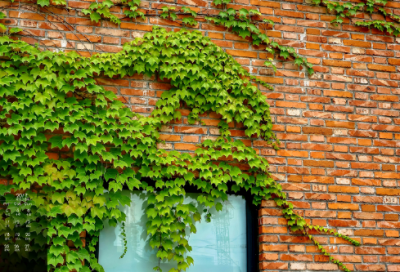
[333,129,346,136]
[337,178,350,185]
[287,109,301,116]
[61,40,67,48]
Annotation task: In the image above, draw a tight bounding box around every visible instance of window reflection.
[99,191,247,272]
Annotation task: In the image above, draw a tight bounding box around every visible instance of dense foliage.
[0,27,361,272]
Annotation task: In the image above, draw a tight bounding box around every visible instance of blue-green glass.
[99,191,247,272]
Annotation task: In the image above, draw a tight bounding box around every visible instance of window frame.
[94,180,259,272]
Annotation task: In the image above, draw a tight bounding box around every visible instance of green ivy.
[0,27,359,272]
[355,19,400,36]
[82,0,122,24]
[37,0,66,6]
[322,1,365,25]
[0,11,22,34]
[312,0,400,37]
[205,8,314,75]
[160,7,178,21]
[11,0,314,75]
[0,12,6,31]
[119,222,127,259]
[366,0,387,14]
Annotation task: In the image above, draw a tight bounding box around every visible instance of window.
[97,190,258,272]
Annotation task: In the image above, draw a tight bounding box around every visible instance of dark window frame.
[94,179,259,272]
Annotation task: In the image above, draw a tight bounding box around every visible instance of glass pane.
[99,191,247,272]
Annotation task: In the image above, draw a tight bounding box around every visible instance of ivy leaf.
[19,166,32,176]
[48,254,64,267]
[90,12,102,22]
[53,236,66,246]
[93,195,106,206]
[110,208,121,218]
[87,135,100,146]
[49,136,64,149]
[52,192,66,204]
[3,150,20,162]
[215,202,223,211]
[193,212,201,222]
[239,8,249,17]
[37,0,50,6]
[67,261,82,271]
[58,226,73,238]
[62,137,78,148]
[91,206,106,219]
[68,215,83,226]
[146,208,157,219]
[126,178,141,190]
[9,28,22,34]
[49,245,65,256]
[76,248,91,261]
[105,168,118,181]
[109,181,122,192]
[114,160,128,169]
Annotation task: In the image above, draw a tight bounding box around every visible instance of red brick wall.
[3,0,400,271]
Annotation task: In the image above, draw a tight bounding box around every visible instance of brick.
[370,95,399,102]
[302,143,332,151]
[356,247,386,254]
[354,229,385,237]
[9,11,45,20]
[321,44,351,53]
[329,219,359,227]
[226,49,257,58]
[356,264,386,271]
[328,203,359,210]
[329,185,359,194]
[304,160,334,167]
[307,263,339,270]
[302,127,333,135]
[174,126,207,134]
[259,262,289,270]
[323,90,353,98]
[275,10,304,18]
[159,134,181,141]
[385,214,399,221]
[326,121,355,129]
[280,254,313,261]
[275,101,307,108]
[368,64,396,72]
[260,244,288,252]
[303,176,335,184]
[305,193,335,201]
[351,162,380,170]
[354,212,383,220]
[343,40,371,48]
[323,59,351,68]
[353,196,383,203]
[376,188,400,196]
[120,22,153,31]
[277,150,309,157]
[174,143,198,151]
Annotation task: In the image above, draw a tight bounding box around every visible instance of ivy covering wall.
[0,26,361,272]
[2,0,400,270]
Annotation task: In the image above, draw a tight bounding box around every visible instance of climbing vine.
[4,0,396,270]
[0,27,361,272]
[312,0,400,36]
